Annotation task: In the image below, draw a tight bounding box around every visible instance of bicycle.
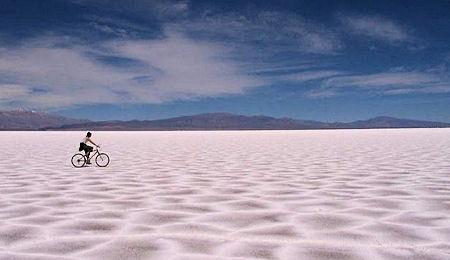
[71,146,110,168]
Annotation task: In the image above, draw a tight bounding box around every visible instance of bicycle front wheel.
[95,153,110,167]
[71,153,86,168]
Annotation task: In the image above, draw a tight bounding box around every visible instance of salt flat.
[0,130,449,259]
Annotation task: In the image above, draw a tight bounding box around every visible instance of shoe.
[86,161,91,164]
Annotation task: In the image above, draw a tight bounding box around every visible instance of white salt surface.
[0,130,449,259]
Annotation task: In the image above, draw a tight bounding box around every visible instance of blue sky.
[0,0,449,122]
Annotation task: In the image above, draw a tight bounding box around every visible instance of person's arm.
[87,138,99,147]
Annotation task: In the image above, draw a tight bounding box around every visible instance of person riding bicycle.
[79,132,99,164]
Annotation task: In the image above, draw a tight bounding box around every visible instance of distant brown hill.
[0,110,89,130]
[333,116,450,129]
[39,112,450,131]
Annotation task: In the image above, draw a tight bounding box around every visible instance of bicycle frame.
[85,149,100,160]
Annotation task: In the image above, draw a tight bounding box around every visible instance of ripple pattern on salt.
[0,129,449,259]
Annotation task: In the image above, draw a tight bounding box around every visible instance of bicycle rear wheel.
[71,153,86,168]
[95,153,110,167]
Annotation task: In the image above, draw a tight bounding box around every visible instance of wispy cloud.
[339,14,411,44]
[323,72,437,88]
[311,70,450,97]
[69,0,190,21]
[0,84,30,100]
[305,89,337,98]
[384,85,450,95]
[0,31,262,109]
[279,70,344,83]
[181,11,342,54]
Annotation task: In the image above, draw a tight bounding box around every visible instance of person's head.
[86,132,92,137]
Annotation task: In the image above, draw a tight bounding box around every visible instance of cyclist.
[79,132,99,164]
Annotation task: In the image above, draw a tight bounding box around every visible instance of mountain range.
[0,110,88,130]
[1,110,449,130]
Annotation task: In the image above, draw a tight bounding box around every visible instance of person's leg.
[85,146,93,164]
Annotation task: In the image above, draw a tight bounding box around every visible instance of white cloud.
[0,32,262,109]
[113,32,262,99]
[339,14,410,44]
